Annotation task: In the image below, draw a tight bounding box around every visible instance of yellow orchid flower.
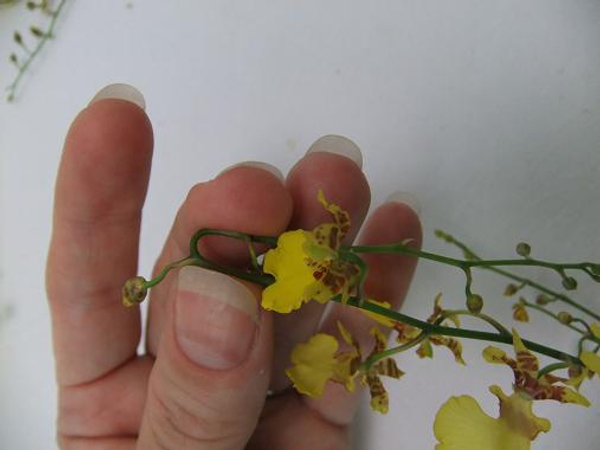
[434,386,551,450]
[483,329,590,406]
[361,326,404,413]
[286,322,403,413]
[285,332,356,397]
[262,190,360,313]
[398,294,465,365]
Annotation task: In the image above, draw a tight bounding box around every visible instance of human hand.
[46,84,422,450]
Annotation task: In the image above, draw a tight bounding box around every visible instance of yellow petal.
[489,386,551,441]
[262,230,330,313]
[482,346,509,364]
[286,334,340,397]
[590,323,600,340]
[336,320,355,346]
[317,189,350,236]
[581,351,600,375]
[559,387,591,407]
[434,387,550,450]
[417,339,433,358]
[364,374,390,414]
[370,326,388,353]
[373,358,404,380]
[394,322,421,343]
[431,335,466,365]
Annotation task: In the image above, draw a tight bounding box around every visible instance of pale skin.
[46,92,422,449]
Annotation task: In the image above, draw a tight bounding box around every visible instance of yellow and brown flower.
[262,190,360,313]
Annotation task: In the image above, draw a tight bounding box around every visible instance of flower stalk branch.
[434,230,600,322]
[6,0,67,101]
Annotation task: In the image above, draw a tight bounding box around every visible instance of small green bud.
[592,264,600,276]
[467,294,484,313]
[516,242,531,257]
[26,1,37,9]
[557,311,573,324]
[29,26,44,38]
[562,277,578,291]
[535,294,550,305]
[122,276,148,307]
[503,283,519,296]
[9,53,18,64]
[13,31,23,44]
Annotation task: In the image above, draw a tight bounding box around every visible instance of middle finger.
[270,135,371,391]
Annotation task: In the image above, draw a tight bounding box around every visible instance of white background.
[1,1,599,449]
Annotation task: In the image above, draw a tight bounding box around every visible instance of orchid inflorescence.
[5,0,67,102]
[123,190,600,449]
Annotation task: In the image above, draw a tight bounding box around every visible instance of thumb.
[137,266,272,450]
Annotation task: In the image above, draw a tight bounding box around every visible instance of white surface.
[1,1,599,449]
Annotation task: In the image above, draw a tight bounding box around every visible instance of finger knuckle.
[147,377,239,449]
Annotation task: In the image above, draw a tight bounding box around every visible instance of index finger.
[46,89,152,386]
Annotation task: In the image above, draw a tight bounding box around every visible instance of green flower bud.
[467,294,484,314]
[535,294,550,305]
[122,276,148,307]
[29,26,44,38]
[503,283,519,296]
[562,277,578,291]
[557,311,573,325]
[516,242,531,257]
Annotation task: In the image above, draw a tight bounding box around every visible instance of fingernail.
[385,191,421,217]
[89,83,146,110]
[218,161,284,182]
[175,266,259,370]
[306,135,363,169]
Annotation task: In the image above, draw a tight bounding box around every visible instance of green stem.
[362,333,428,370]
[6,0,67,101]
[537,362,570,379]
[521,300,589,335]
[189,228,276,286]
[145,257,198,288]
[440,310,511,336]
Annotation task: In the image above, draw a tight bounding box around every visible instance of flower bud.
[516,242,531,257]
[512,303,529,322]
[30,26,44,38]
[535,294,550,305]
[503,283,519,296]
[122,276,148,307]
[467,294,484,314]
[557,311,573,325]
[562,277,578,291]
